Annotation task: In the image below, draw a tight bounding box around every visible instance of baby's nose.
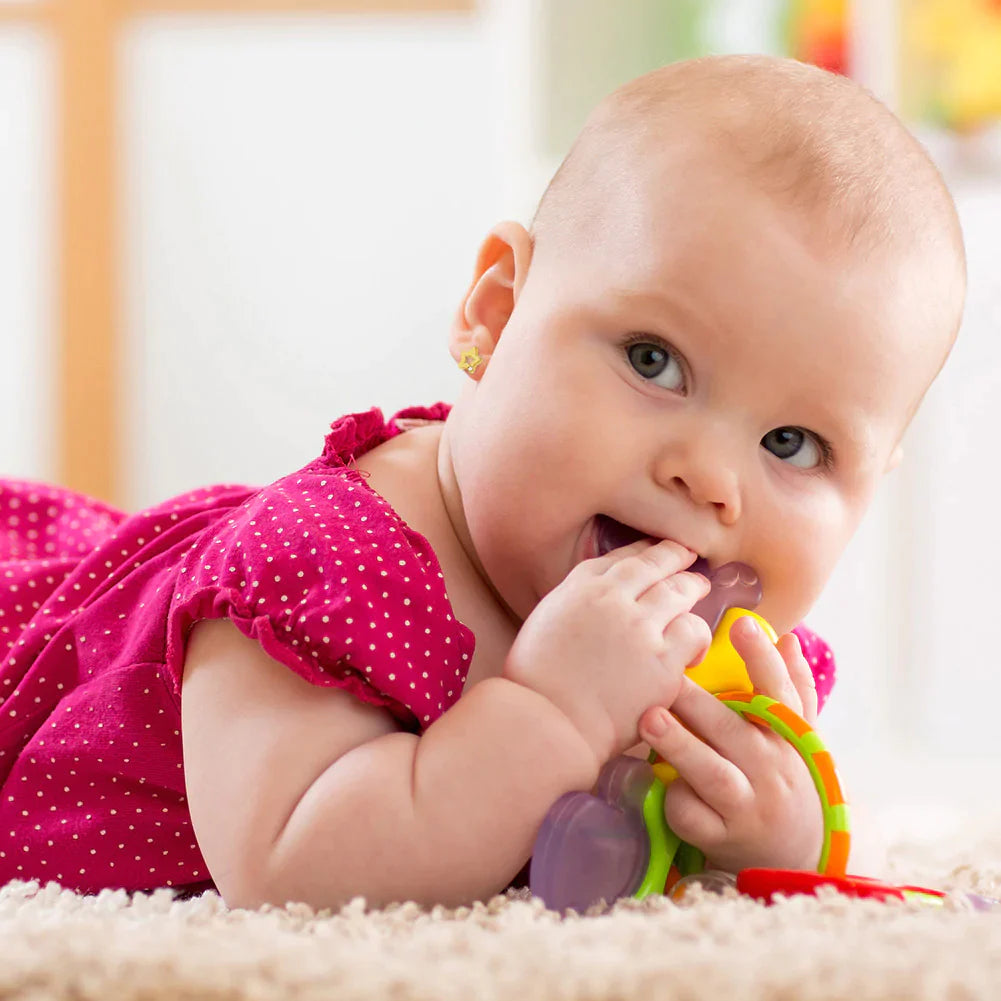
[651,434,742,523]
[677,472,740,523]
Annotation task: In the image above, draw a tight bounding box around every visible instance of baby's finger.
[639,699,754,818]
[660,609,713,671]
[729,616,803,715]
[779,632,818,726]
[637,566,710,609]
[601,538,699,600]
[662,778,726,852]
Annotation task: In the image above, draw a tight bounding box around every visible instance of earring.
[458,345,484,376]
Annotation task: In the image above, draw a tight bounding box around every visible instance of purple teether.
[690,562,762,632]
[530,756,656,912]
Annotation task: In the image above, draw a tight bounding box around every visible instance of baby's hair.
[531,54,965,292]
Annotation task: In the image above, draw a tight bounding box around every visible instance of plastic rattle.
[529,562,850,913]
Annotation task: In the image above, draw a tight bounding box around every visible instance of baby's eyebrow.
[605,286,716,337]
[809,409,876,464]
[608,287,675,312]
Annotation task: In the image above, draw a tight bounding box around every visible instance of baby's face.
[450,164,952,636]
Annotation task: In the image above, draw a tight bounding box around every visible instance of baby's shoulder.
[166,403,471,730]
[169,457,473,729]
[181,458,435,604]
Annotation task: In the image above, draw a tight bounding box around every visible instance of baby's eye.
[761,427,824,469]
[625,339,684,391]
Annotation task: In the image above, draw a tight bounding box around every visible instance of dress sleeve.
[163,469,470,732]
[791,623,836,713]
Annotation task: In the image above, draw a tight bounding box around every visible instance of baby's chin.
[754,594,814,637]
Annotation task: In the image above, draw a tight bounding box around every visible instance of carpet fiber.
[3,831,1000,1001]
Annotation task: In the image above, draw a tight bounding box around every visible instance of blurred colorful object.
[782,0,848,76]
[901,0,1001,131]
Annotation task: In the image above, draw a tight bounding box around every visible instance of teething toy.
[529,562,850,912]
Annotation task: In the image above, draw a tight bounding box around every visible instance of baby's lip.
[587,514,709,572]
[593,514,652,555]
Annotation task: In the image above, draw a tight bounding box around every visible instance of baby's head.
[442,54,964,635]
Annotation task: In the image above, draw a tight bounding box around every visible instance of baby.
[0,55,964,910]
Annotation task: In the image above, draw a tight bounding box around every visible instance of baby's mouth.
[590,515,763,631]
[593,514,710,577]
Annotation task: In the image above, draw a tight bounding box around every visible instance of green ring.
[721,694,849,875]
[634,779,679,899]
[635,693,849,897]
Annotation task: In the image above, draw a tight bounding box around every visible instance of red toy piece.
[737,868,1000,910]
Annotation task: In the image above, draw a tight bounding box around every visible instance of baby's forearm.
[247,677,601,911]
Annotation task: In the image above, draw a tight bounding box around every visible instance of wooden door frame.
[0,0,473,504]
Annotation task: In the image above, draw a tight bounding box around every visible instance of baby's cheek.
[757,556,827,636]
[750,494,850,632]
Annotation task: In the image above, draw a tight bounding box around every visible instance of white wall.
[0,26,54,484]
[120,11,503,502]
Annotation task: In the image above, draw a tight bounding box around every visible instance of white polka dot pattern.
[790,623,837,712]
[0,403,475,897]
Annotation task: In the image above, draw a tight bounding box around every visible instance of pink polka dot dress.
[0,403,477,896]
[0,402,836,898]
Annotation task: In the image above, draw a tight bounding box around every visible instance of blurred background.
[1,0,1000,864]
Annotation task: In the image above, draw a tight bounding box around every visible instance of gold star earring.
[458,345,484,375]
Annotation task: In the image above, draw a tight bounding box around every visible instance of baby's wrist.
[538,697,616,776]
[481,677,606,788]
[702,814,824,876]
[498,658,613,771]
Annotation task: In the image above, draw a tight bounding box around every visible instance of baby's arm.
[181,618,601,911]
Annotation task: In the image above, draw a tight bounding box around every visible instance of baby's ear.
[449,222,532,366]
[886,445,903,472]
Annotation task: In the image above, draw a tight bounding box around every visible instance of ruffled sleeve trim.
[320,402,452,469]
[165,583,421,731]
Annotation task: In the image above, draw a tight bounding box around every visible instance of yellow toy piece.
[684,607,776,694]
[650,608,778,787]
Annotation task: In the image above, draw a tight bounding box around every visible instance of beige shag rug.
[3,829,1001,1001]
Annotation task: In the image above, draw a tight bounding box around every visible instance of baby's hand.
[639,620,823,873]
[503,538,712,768]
